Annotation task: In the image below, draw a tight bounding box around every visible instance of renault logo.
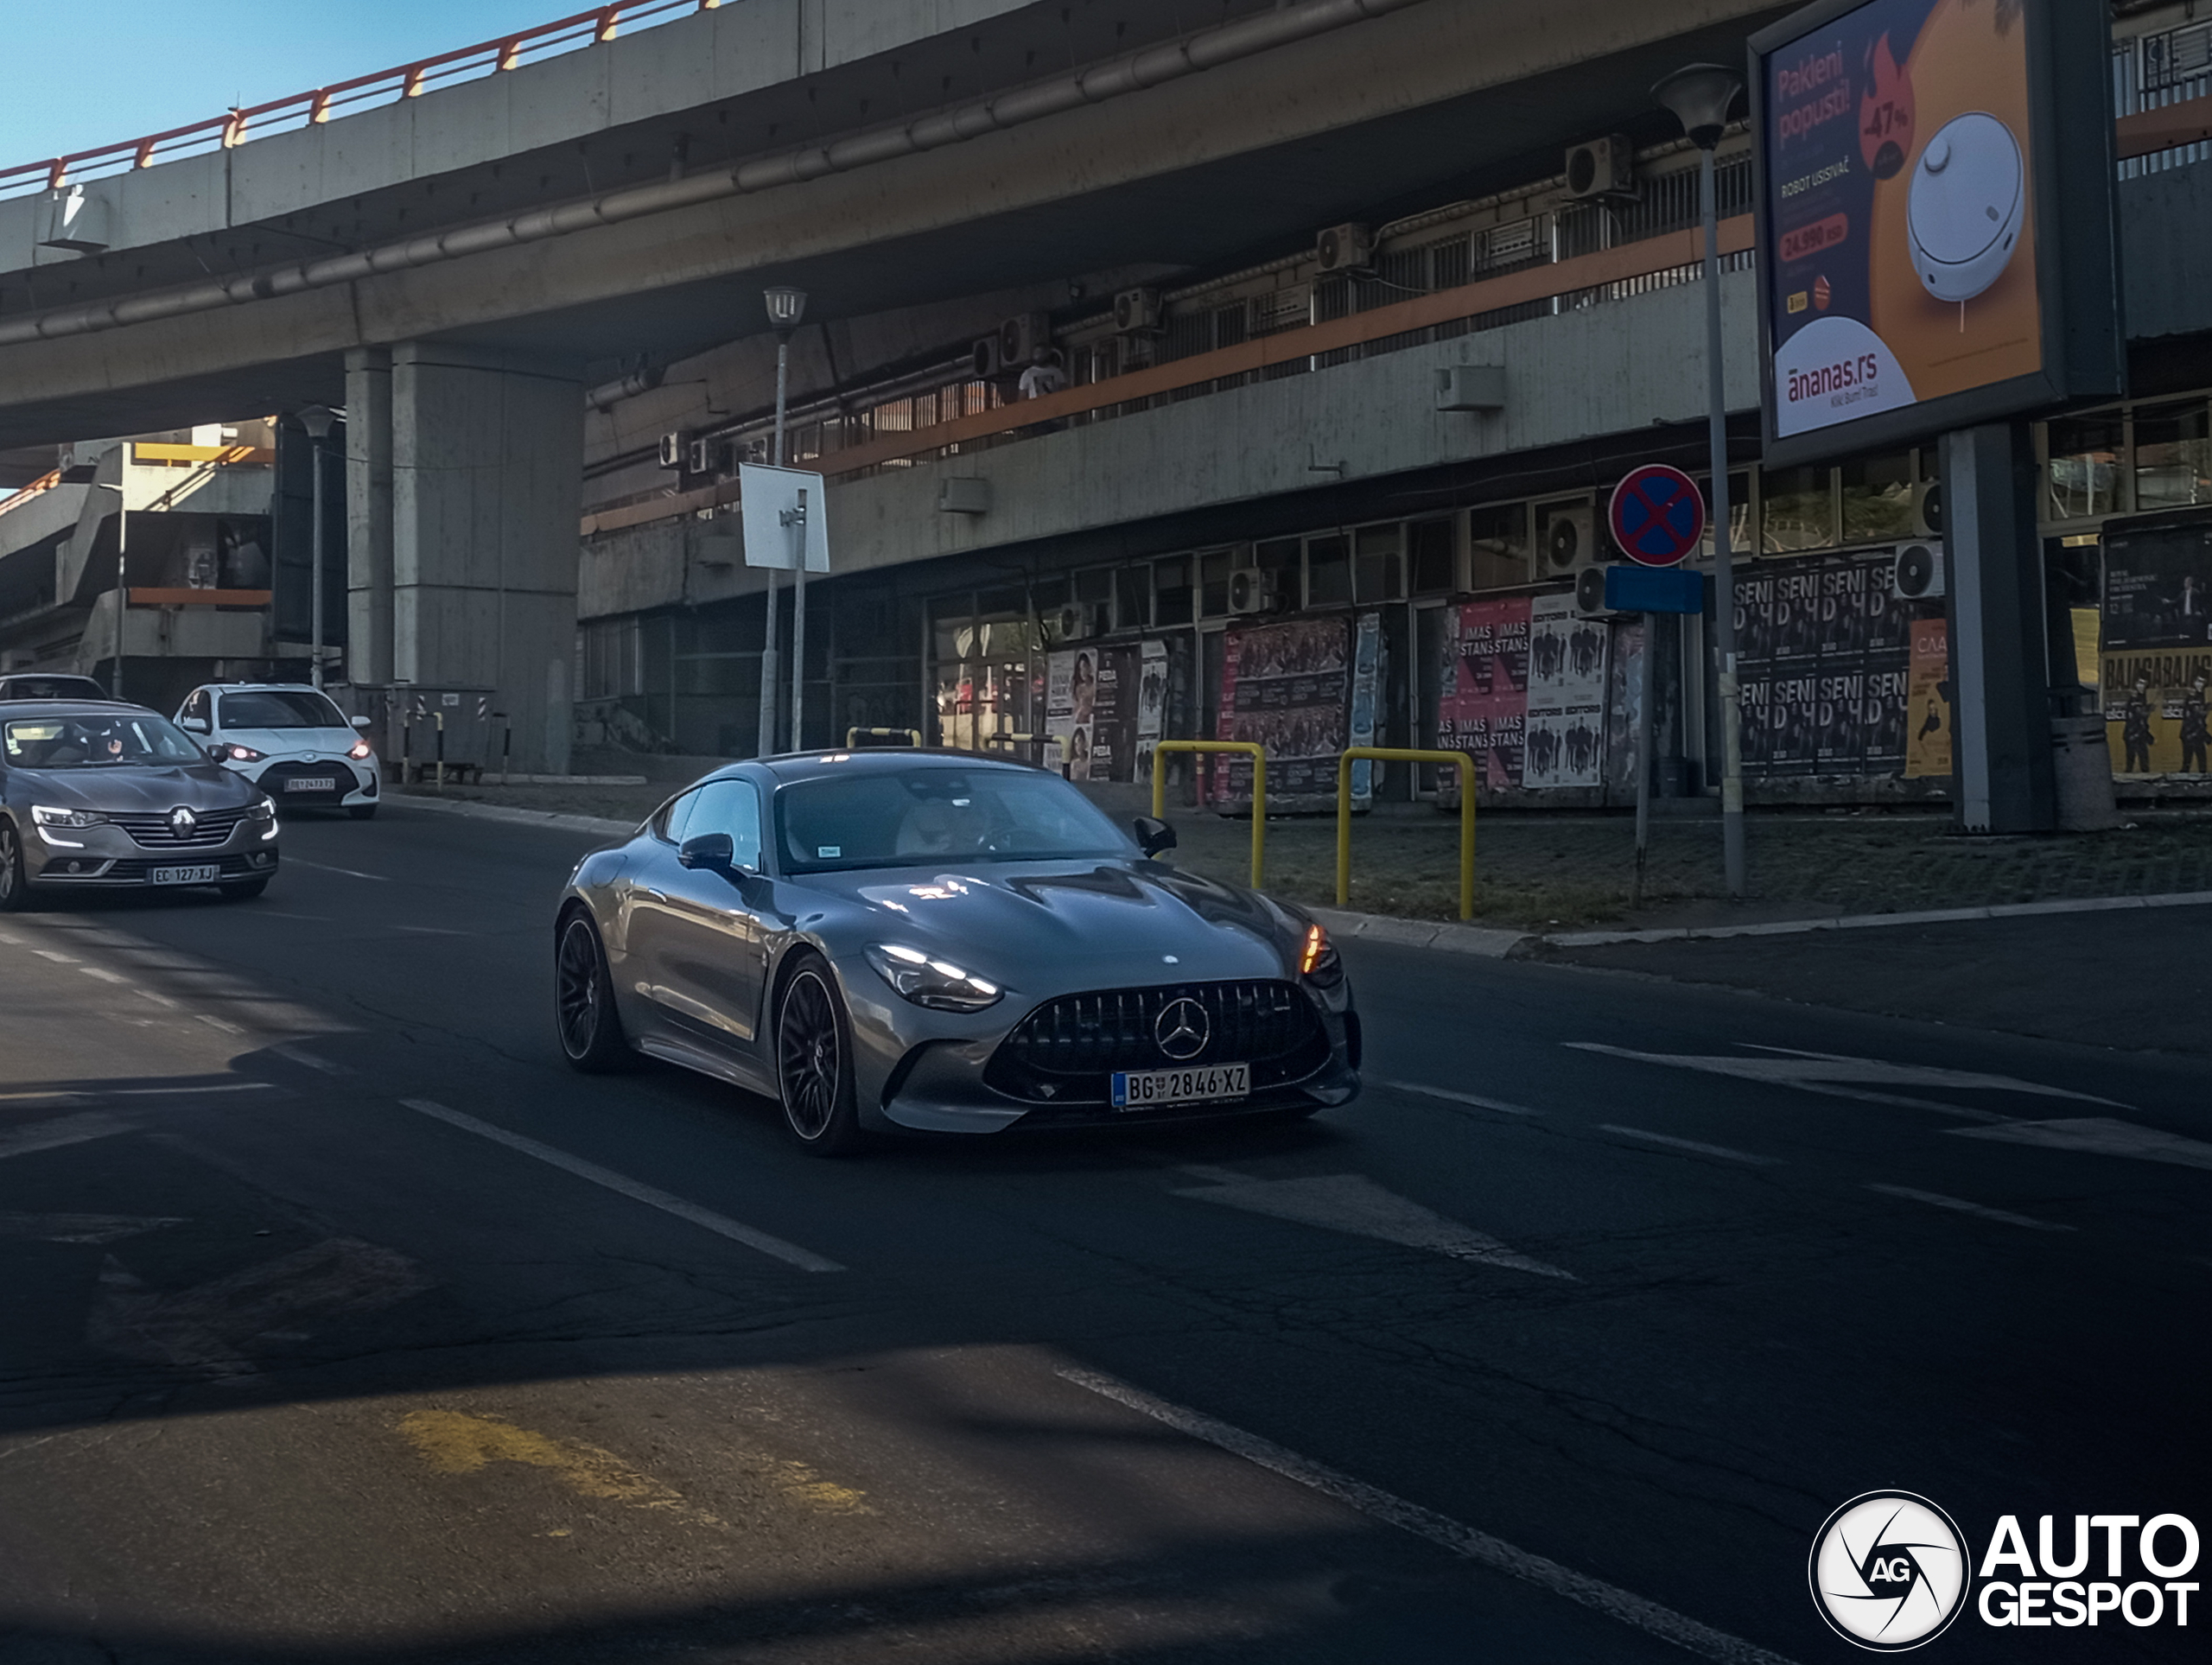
[168,807,198,836]
[1154,996,1209,1060]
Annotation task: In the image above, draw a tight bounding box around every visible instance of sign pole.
[786,487,808,753]
[756,331,791,759]
[1701,143,1746,899]
[1634,613,1656,906]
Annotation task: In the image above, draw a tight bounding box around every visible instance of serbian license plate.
[283,776,336,792]
[149,865,220,886]
[1111,1063,1249,1110]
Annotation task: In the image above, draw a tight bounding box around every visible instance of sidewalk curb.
[1541,888,2212,950]
[1306,906,1529,959]
[389,792,637,840]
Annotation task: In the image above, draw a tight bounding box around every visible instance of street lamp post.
[756,286,808,756]
[1655,63,1747,899]
[93,477,127,700]
[298,406,339,687]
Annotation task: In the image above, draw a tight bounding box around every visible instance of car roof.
[0,700,166,720]
[749,748,1046,786]
[203,682,329,695]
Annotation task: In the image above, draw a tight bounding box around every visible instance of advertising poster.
[1438,597,1530,790]
[1133,639,1168,787]
[1735,547,1916,777]
[1348,612,1382,804]
[1762,0,2042,445]
[2100,519,2212,774]
[1525,594,1605,789]
[1213,616,1351,810]
[1903,616,1953,778]
[1045,651,1077,772]
[1087,646,1134,783]
[1605,619,1643,798]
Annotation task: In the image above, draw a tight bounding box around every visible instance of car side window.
[653,791,698,846]
[685,778,763,870]
[182,690,209,726]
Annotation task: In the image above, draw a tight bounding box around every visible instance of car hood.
[220,727,360,756]
[12,764,260,811]
[801,856,1300,992]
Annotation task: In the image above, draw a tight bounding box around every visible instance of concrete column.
[391,342,582,774]
[1942,423,2056,833]
[344,346,395,685]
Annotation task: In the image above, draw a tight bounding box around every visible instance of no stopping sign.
[1608,465,1707,568]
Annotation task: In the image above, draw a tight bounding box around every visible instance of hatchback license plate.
[1111,1063,1249,1110]
[283,777,335,792]
[149,865,220,886]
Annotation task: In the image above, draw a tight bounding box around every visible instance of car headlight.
[1296,922,1344,988]
[220,743,264,763]
[864,944,1004,1012]
[246,798,276,821]
[347,741,372,760]
[32,804,106,829]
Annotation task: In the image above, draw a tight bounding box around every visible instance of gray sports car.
[554,750,1359,1153]
[0,702,282,907]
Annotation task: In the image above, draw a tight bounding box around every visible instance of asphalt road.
[0,799,2205,1664]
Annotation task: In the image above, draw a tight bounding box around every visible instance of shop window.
[1408,518,1456,594]
[2134,400,2212,512]
[1306,535,1351,606]
[1074,567,1114,603]
[1029,574,1068,607]
[1198,550,1234,616]
[1255,539,1300,605]
[1154,556,1194,625]
[1760,466,1834,553]
[1354,524,1403,601]
[2045,415,2123,521]
[1116,566,1151,630]
[1698,471,1755,560]
[976,584,1025,619]
[1840,454,1915,544]
[1469,502,1530,589]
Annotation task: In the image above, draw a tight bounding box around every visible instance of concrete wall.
[582,270,1762,617]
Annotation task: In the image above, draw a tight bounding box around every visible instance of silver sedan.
[553,751,1359,1153]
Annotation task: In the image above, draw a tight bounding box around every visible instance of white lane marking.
[1172,1169,1573,1279]
[1947,1116,2212,1172]
[1599,1126,1780,1166]
[195,1014,245,1036]
[1056,1366,1801,1665]
[0,1212,184,1245]
[270,1043,349,1077]
[0,1112,133,1161]
[283,857,389,882]
[32,949,76,964]
[75,966,127,985]
[1376,1079,1542,1116]
[100,1082,273,1098]
[87,1236,432,1378]
[1776,1082,2010,1125]
[1567,1043,2122,1108]
[393,925,470,936]
[1866,1185,2075,1232]
[399,1099,844,1273]
[137,988,180,1008]
[0,930,22,945]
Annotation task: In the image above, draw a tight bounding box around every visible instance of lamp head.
[764,286,809,330]
[296,404,339,440]
[1654,63,1743,150]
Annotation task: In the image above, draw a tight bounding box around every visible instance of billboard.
[2100,516,2212,775]
[1733,546,1921,778]
[1750,0,2123,466]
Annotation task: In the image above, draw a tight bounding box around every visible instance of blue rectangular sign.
[1604,566,1705,614]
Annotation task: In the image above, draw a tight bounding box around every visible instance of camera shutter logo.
[1154,997,1209,1060]
[1810,1492,1969,1650]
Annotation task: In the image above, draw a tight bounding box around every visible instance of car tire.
[555,911,631,1072]
[0,822,32,912]
[219,877,270,901]
[347,804,378,822]
[774,953,866,1157]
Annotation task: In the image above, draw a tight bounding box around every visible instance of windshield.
[775,766,1131,873]
[3,713,208,769]
[0,676,105,701]
[218,690,348,729]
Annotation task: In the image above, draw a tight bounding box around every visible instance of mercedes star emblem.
[1154,996,1210,1061]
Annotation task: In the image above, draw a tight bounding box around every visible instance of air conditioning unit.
[971,335,1002,379]
[1912,480,1944,537]
[1114,286,1162,334]
[1227,567,1281,614]
[1565,135,1635,199]
[1046,602,1103,643]
[1314,222,1373,275]
[998,312,1051,367]
[1573,564,1620,618]
[1892,541,1946,601]
[686,435,734,477]
[1538,503,1597,577]
[657,431,691,471]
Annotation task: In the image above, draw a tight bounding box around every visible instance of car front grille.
[259,760,352,800]
[108,807,250,848]
[983,979,1329,1105]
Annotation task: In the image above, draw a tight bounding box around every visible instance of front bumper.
[229,755,378,808]
[26,817,280,888]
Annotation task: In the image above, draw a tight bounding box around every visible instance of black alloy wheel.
[556,912,630,1071]
[0,823,25,912]
[776,956,864,1156]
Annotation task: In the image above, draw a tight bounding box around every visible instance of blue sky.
[0,3,582,168]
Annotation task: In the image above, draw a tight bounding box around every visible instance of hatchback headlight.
[220,743,264,763]
[347,740,372,760]
[864,944,1003,1011]
[32,805,106,829]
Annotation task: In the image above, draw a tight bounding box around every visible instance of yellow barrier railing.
[977,731,1065,766]
[1336,747,1477,921]
[845,726,922,747]
[1150,740,1266,889]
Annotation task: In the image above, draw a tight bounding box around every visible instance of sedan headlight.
[1296,922,1344,988]
[219,743,265,763]
[864,944,1004,1012]
[32,804,106,829]
[246,798,279,839]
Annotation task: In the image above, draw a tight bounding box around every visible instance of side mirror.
[678,832,736,872]
[205,745,229,763]
[1133,816,1177,857]
[178,717,208,734]
[351,715,371,729]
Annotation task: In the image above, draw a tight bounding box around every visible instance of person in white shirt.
[1017,347,1067,401]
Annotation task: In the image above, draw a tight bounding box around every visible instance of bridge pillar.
[345,347,395,686]
[385,343,582,775]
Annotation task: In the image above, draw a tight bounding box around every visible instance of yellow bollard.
[1335,747,1478,920]
[1149,739,1266,889]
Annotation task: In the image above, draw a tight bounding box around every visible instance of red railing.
[0,0,723,200]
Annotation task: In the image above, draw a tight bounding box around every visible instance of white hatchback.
[175,683,382,819]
